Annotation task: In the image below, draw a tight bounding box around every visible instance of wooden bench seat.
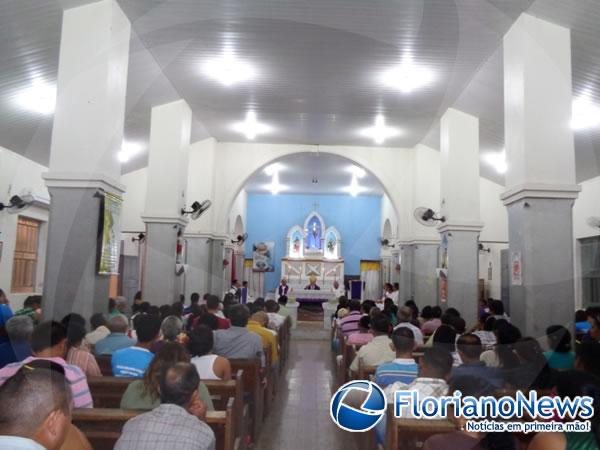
[73,397,237,450]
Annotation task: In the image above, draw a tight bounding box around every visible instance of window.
[11,217,41,293]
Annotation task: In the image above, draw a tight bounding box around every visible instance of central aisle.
[256,332,358,450]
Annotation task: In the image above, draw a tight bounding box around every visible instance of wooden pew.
[73,397,237,450]
[384,405,457,450]
[88,376,129,408]
[96,355,112,376]
[229,358,264,442]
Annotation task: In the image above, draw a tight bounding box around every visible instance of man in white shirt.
[393,306,424,346]
[349,314,395,373]
[85,313,111,347]
[0,361,72,450]
[265,300,285,330]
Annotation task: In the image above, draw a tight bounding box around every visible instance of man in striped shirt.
[338,300,362,336]
[375,327,418,387]
[0,321,93,408]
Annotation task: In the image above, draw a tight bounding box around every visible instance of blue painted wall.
[245,193,382,292]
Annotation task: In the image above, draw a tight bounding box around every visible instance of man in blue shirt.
[0,289,14,345]
[0,316,33,368]
[375,327,418,387]
[112,314,161,378]
[95,315,135,355]
[451,333,503,388]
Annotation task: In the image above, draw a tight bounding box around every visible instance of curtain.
[360,260,381,300]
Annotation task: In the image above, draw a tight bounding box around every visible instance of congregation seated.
[0,321,93,408]
[488,299,510,322]
[544,324,575,369]
[393,306,424,346]
[574,341,600,377]
[375,327,418,387]
[65,322,102,377]
[265,300,285,330]
[575,309,591,337]
[115,362,216,450]
[189,325,232,381]
[0,289,14,345]
[108,297,129,320]
[14,295,42,325]
[421,305,442,335]
[472,315,497,350]
[431,324,461,366]
[247,311,278,365]
[121,341,214,412]
[0,360,74,450]
[199,295,231,330]
[346,316,373,346]
[479,320,520,368]
[349,313,395,373]
[382,298,398,326]
[450,334,503,388]
[213,304,264,363]
[183,292,202,316]
[112,314,161,378]
[0,315,33,368]
[277,296,291,317]
[84,313,110,348]
[506,337,557,390]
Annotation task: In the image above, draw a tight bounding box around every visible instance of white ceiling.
[1,0,599,184]
[244,153,385,196]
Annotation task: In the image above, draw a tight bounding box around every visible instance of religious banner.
[252,241,275,272]
[98,192,122,275]
[511,251,522,286]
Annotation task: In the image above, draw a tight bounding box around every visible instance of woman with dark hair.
[544,325,575,370]
[383,298,398,327]
[480,321,521,369]
[529,370,600,450]
[188,325,231,381]
[404,300,419,325]
[120,341,214,411]
[509,337,557,390]
[432,324,461,366]
[65,323,101,377]
[422,306,442,335]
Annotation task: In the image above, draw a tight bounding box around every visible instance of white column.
[501,14,579,335]
[438,108,483,326]
[43,0,130,320]
[142,100,192,306]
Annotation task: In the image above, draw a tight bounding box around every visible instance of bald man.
[0,361,72,450]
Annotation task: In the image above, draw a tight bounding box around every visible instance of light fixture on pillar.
[118,141,144,163]
[571,96,600,130]
[201,49,256,87]
[413,207,446,227]
[231,233,248,245]
[15,79,57,115]
[360,114,399,144]
[0,195,34,213]
[232,111,272,140]
[379,54,435,94]
[181,200,212,220]
[482,150,507,174]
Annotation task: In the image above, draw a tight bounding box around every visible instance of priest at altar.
[278,279,290,297]
[304,276,321,290]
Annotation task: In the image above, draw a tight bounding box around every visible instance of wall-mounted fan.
[414,207,446,227]
[232,233,248,245]
[379,238,395,248]
[587,217,600,230]
[478,243,491,253]
[0,194,34,214]
[181,200,212,220]
[132,233,146,243]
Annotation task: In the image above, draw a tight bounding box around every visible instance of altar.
[279,211,344,320]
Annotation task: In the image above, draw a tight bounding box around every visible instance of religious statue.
[304,275,321,290]
[305,216,321,250]
[293,237,300,254]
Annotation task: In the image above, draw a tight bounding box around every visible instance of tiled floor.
[255,335,359,450]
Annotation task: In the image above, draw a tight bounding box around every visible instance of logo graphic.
[330,380,387,432]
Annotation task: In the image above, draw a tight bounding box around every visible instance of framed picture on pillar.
[252,241,275,272]
[97,192,123,275]
[511,251,522,286]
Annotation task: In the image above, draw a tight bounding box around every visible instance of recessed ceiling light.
[379,55,434,94]
[482,150,507,174]
[360,114,399,144]
[232,111,272,140]
[266,171,286,195]
[571,96,600,130]
[344,174,367,197]
[201,50,256,87]
[118,141,144,163]
[15,80,56,115]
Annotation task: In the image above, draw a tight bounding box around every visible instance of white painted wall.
[380,193,398,239]
[0,147,50,310]
[121,168,147,232]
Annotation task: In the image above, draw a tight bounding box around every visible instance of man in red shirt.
[206,295,231,330]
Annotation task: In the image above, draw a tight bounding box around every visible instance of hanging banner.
[252,241,275,272]
[98,192,123,275]
[511,251,522,286]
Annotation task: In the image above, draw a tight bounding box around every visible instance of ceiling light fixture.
[267,171,285,195]
[360,114,399,145]
[16,79,57,115]
[345,174,367,197]
[232,111,272,140]
[571,96,600,130]
[117,141,144,163]
[379,54,434,93]
[482,150,507,175]
[201,50,256,87]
